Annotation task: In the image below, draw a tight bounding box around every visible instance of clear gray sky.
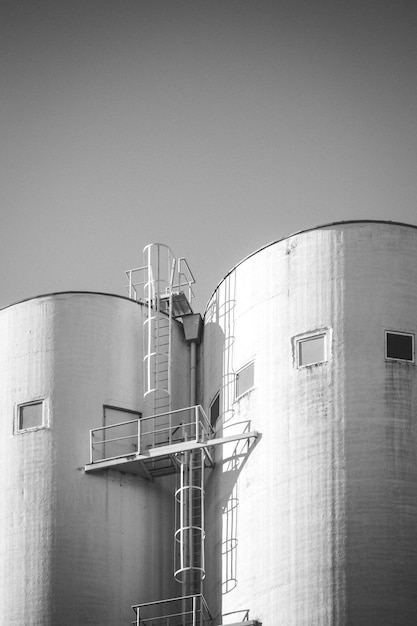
[2,0,417,312]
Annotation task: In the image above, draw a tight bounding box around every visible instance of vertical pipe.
[200,454,205,577]
[169,411,172,445]
[168,270,173,411]
[190,341,197,407]
[156,244,160,310]
[189,455,193,579]
[190,339,205,602]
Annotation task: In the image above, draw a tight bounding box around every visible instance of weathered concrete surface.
[0,293,189,625]
[202,222,417,625]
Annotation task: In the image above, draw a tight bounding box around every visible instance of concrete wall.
[0,293,190,625]
[202,222,417,625]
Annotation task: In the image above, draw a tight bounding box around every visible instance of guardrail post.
[137,419,141,455]
[195,405,199,442]
[90,430,93,464]
[128,270,132,299]
[193,594,196,626]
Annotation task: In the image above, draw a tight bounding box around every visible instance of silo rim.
[204,219,417,314]
[0,290,143,313]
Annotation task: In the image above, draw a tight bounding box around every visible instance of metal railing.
[89,405,214,464]
[175,257,196,304]
[125,248,195,308]
[221,609,251,622]
[132,594,211,626]
[125,265,147,301]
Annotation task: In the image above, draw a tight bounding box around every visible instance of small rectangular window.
[235,362,255,399]
[385,331,414,362]
[209,392,220,427]
[295,331,329,368]
[16,401,44,432]
[298,334,325,366]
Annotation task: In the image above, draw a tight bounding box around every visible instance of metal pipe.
[190,341,197,407]
[195,405,199,442]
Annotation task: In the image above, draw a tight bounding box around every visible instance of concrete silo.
[2,223,417,626]
[0,291,190,625]
[202,221,417,625]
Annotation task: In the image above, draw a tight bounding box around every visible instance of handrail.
[91,434,137,446]
[125,265,148,300]
[140,405,206,423]
[126,250,195,308]
[133,593,203,608]
[174,257,196,303]
[92,417,140,433]
[89,406,213,464]
[132,593,212,626]
[221,609,250,621]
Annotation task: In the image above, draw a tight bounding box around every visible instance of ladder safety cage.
[174,449,206,587]
[126,244,196,417]
[132,594,212,626]
[93,245,260,622]
[143,244,175,416]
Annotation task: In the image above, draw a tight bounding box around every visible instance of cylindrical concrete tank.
[0,292,190,625]
[202,221,417,625]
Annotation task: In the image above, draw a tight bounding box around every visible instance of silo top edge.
[204,219,417,315]
[0,290,142,313]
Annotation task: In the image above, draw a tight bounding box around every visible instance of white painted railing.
[89,405,213,465]
[132,594,211,626]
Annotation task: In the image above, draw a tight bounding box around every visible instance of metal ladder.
[125,247,216,617]
[126,244,195,417]
[143,244,175,416]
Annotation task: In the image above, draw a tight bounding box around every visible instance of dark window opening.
[386,331,414,362]
[209,393,220,427]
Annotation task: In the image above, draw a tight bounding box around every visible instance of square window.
[385,331,414,362]
[235,362,255,399]
[297,333,326,367]
[17,401,44,431]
